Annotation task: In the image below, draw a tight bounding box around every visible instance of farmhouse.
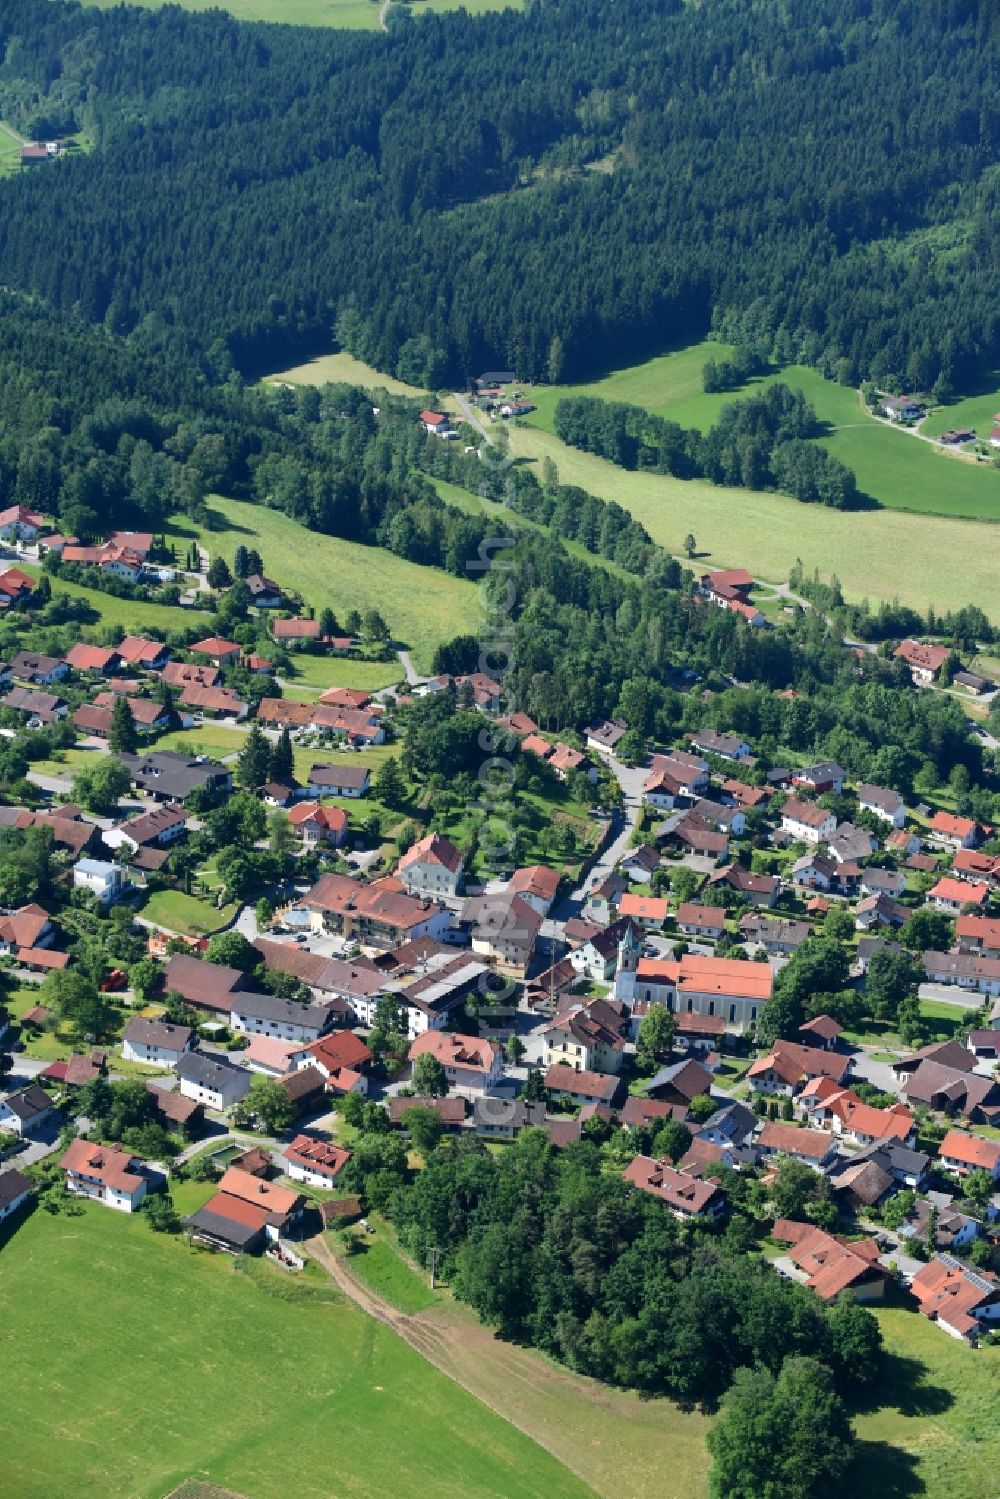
[893,639,950,685]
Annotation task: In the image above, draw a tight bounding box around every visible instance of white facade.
[399,860,462,898]
[73,860,127,904]
[122,1036,191,1068]
[781,810,836,844]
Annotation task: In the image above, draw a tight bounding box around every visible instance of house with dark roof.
[161,954,246,1013]
[230,991,333,1045]
[545,1064,623,1107]
[122,1017,194,1069]
[0,1168,33,1224]
[177,1051,251,1111]
[0,1083,53,1137]
[641,1057,714,1106]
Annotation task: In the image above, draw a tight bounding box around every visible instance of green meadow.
[0,1206,590,1499]
[76,0,520,30]
[178,497,481,673]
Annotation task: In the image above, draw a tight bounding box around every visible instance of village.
[0,510,998,1351]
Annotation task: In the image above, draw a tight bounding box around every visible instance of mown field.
[78,0,521,28]
[17,562,211,635]
[921,379,1000,440]
[504,420,1000,615]
[177,498,480,673]
[140,888,238,936]
[0,1206,589,1499]
[264,349,428,394]
[521,345,1000,521]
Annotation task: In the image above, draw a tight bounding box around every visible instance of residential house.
[828,822,876,865]
[910,1255,1000,1342]
[859,867,907,898]
[781,798,837,845]
[241,1037,311,1078]
[287,802,348,848]
[568,918,641,983]
[122,1018,194,1069]
[930,876,989,914]
[190,636,242,668]
[791,762,846,796]
[119,750,232,803]
[938,1129,1000,1180]
[178,684,248,721]
[804,1086,915,1147]
[244,573,284,608]
[408,1031,502,1096]
[281,1134,352,1188]
[389,1095,468,1130]
[187,1193,271,1255]
[0,1169,33,1224]
[59,1139,148,1212]
[462,891,541,973]
[798,1014,843,1050]
[106,803,187,854]
[306,763,370,799]
[474,1097,547,1140]
[746,1040,852,1098]
[697,1101,758,1151]
[928,811,980,850]
[771,1220,887,1301]
[229,991,333,1045]
[624,1156,726,1220]
[1,686,66,724]
[688,728,752,762]
[0,1084,53,1137]
[277,1066,328,1117]
[583,872,629,925]
[10,651,69,686]
[894,638,948,684]
[676,903,725,940]
[177,1051,252,1111]
[953,849,1000,885]
[397,832,464,897]
[857,783,906,828]
[618,844,660,884]
[0,504,45,541]
[585,719,628,756]
[64,643,120,677]
[302,1030,373,1096]
[304,873,453,948]
[545,1064,623,1107]
[957,914,1000,956]
[507,864,561,917]
[882,395,925,421]
[739,914,812,955]
[542,997,629,1075]
[618,892,668,931]
[755,1122,838,1170]
[73,859,127,905]
[116,636,171,671]
[855,893,909,931]
[708,863,779,907]
[901,1195,980,1252]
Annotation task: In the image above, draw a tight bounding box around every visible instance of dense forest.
[0,0,997,390]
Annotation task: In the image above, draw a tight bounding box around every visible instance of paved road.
[397,650,429,687]
[554,753,648,919]
[453,392,494,447]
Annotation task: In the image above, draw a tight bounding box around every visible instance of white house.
[408,1030,502,1096]
[0,1169,32,1223]
[59,1139,148,1212]
[938,1129,1000,1181]
[229,991,332,1045]
[178,1051,251,1111]
[281,1133,352,1188]
[857,783,906,829]
[122,1017,194,1069]
[397,831,464,898]
[73,859,127,904]
[780,799,836,845]
[0,1084,53,1137]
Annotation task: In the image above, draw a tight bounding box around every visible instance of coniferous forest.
[0,0,997,389]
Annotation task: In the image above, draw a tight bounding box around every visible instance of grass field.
[346,1235,438,1313]
[82,0,519,27]
[16,562,211,635]
[921,378,1000,441]
[154,725,248,761]
[264,349,428,394]
[854,1305,1000,1499]
[504,420,1000,615]
[0,1206,590,1499]
[280,652,402,692]
[141,888,237,936]
[522,347,1000,521]
[181,498,479,674]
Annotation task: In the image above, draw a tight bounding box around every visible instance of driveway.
[556,753,647,917]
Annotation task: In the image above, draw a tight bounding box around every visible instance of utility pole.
[427,1246,439,1291]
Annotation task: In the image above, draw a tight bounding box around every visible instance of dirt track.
[304,1235,710,1499]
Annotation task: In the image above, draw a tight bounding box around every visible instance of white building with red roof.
[397,832,464,897]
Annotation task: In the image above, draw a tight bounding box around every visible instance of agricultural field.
[264,349,428,394]
[504,420,1000,616]
[345,1234,438,1313]
[0,121,24,176]
[81,0,519,27]
[522,347,1000,520]
[180,498,479,674]
[0,1207,588,1499]
[921,378,1000,441]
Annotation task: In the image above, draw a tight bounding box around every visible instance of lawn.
[345,1233,438,1313]
[522,338,738,432]
[921,377,1000,441]
[280,651,403,692]
[853,1305,1000,1499]
[504,420,1000,615]
[27,747,104,779]
[0,1206,590,1499]
[181,497,480,674]
[154,725,248,762]
[141,888,238,936]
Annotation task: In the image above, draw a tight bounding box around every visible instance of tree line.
[554,386,861,508]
